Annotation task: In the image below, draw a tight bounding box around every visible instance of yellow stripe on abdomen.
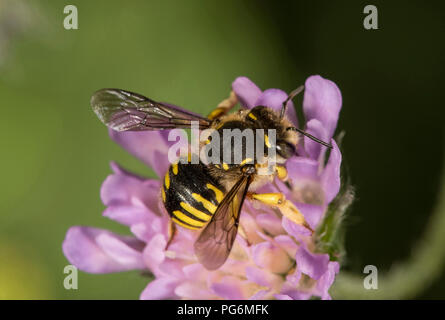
[192,193,217,214]
[172,163,178,175]
[172,210,205,228]
[172,217,200,230]
[161,187,166,202]
[206,184,224,203]
[164,171,170,189]
[180,202,211,221]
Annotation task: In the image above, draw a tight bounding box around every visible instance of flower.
[63,75,344,300]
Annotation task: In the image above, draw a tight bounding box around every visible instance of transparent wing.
[91,88,211,131]
[194,174,253,270]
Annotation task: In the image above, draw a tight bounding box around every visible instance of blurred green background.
[0,0,443,299]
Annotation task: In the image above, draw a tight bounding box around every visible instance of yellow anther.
[248,113,257,120]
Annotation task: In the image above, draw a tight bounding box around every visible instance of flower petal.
[249,289,270,300]
[239,211,264,244]
[285,268,302,286]
[303,75,342,139]
[295,245,330,280]
[109,129,187,177]
[295,202,325,230]
[100,173,162,225]
[303,119,329,161]
[280,290,312,300]
[140,277,179,300]
[286,156,319,182]
[210,276,246,300]
[175,281,214,299]
[316,261,340,300]
[274,294,293,300]
[101,173,161,206]
[252,241,293,274]
[62,226,145,273]
[109,161,145,181]
[142,233,167,272]
[282,217,312,238]
[255,88,298,125]
[245,266,283,289]
[130,218,166,243]
[156,259,187,279]
[284,157,326,206]
[320,139,342,204]
[183,263,207,282]
[232,76,262,109]
[103,205,151,227]
[274,235,298,258]
[255,213,284,236]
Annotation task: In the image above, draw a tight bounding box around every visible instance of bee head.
[246,106,299,160]
[275,139,296,159]
[245,105,332,161]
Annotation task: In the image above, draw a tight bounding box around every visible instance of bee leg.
[248,192,314,234]
[165,220,177,250]
[275,165,288,182]
[275,165,293,190]
[207,90,238,120]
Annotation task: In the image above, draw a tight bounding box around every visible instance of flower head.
[63,75,344,299]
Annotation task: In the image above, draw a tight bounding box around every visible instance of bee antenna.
[287,126,333,149]
[280,85,305,119]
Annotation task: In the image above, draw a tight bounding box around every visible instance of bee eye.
[276,141,296,159]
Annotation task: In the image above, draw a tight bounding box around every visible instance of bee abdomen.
[161,160,225,230]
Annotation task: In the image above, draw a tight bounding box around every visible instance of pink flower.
[63,75,343,299]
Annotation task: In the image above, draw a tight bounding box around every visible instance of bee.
[91,86,331,270]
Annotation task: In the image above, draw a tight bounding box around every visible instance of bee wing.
[194,174,253,270]
[91,88,211,131]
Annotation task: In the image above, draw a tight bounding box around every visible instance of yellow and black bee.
[91,86,331,270]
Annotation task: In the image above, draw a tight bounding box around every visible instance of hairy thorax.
[200,107,298,192]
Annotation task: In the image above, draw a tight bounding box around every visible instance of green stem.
[331,162,445,299]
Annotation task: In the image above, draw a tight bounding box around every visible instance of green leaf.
[315,133,355,262]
